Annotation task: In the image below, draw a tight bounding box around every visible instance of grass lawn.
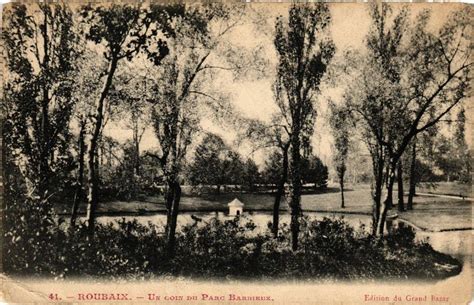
[55,184,472,233]
[400,199,472,231]
[416,182,472,198]
[55,186,374,215]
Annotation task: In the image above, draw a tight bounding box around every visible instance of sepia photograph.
[0,0,472,303]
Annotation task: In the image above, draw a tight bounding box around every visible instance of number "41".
[49,293,61,301]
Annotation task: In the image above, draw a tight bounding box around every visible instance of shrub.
[386,224,416,248]
[4,196,65,277]
[4,203,462,281]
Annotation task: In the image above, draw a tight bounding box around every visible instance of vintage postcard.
[0,0,472,304]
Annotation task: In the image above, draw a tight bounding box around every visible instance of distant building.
[228,198,244,216]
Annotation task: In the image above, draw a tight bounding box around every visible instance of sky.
[101,2,472,167]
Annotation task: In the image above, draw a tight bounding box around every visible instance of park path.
[413,192,473,201]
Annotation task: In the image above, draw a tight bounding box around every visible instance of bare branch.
[416,96,464,133]
[189,90,219,102]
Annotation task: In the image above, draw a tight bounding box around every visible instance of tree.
[108,68,152,177]
[102,140,142,201]
[70,118,86,227]
[69,50,108,227]
[406,123,441,210]
[262,150,285,188]
[301,155,328,190]
[2,4,81,269]
[453,107,471,183]
[268,144,289,238]
[432,134,460,181]
[145,3,251,256]
[344,4,410,234]
[3,3,79,205]
[221,151,245,188]
[242,158,260,191]
[187,134,245,194]
[80,3,179,234]
[406,136,417,210]
[329,102,351,208]
[345,4,472,235]
[396,159,405,212]
[345,141,372,184]
[239,116,291,237]
[429,107,472,183]
[188,134,227,192]
[273,3,335,250]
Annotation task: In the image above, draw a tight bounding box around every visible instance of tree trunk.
[166,181,181,258]
[86,57,118,235]
[272,144,289,237]
[377,166,395,236]
[38,140,50,202]
[86,137,100,235]
[164,181,175,236]
[371,149,384,236]
[38,10,50,203]
[289,133,302,251]
[133,123,140,176]
[340,175,345,208]
[134,141,140,177]
[397,160,405,212]
[71,121,86,228]
[407,140,417,210]
[39,98,50,202]
[372,178,382,236]
[385,162,393,210]
[339,169,345,209]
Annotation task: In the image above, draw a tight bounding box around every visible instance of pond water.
[416,230,471,258]
[80,211,373,234]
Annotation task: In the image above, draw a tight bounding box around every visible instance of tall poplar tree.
[273,3,335,250]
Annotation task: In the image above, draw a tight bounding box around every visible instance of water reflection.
[82,211,372,234]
